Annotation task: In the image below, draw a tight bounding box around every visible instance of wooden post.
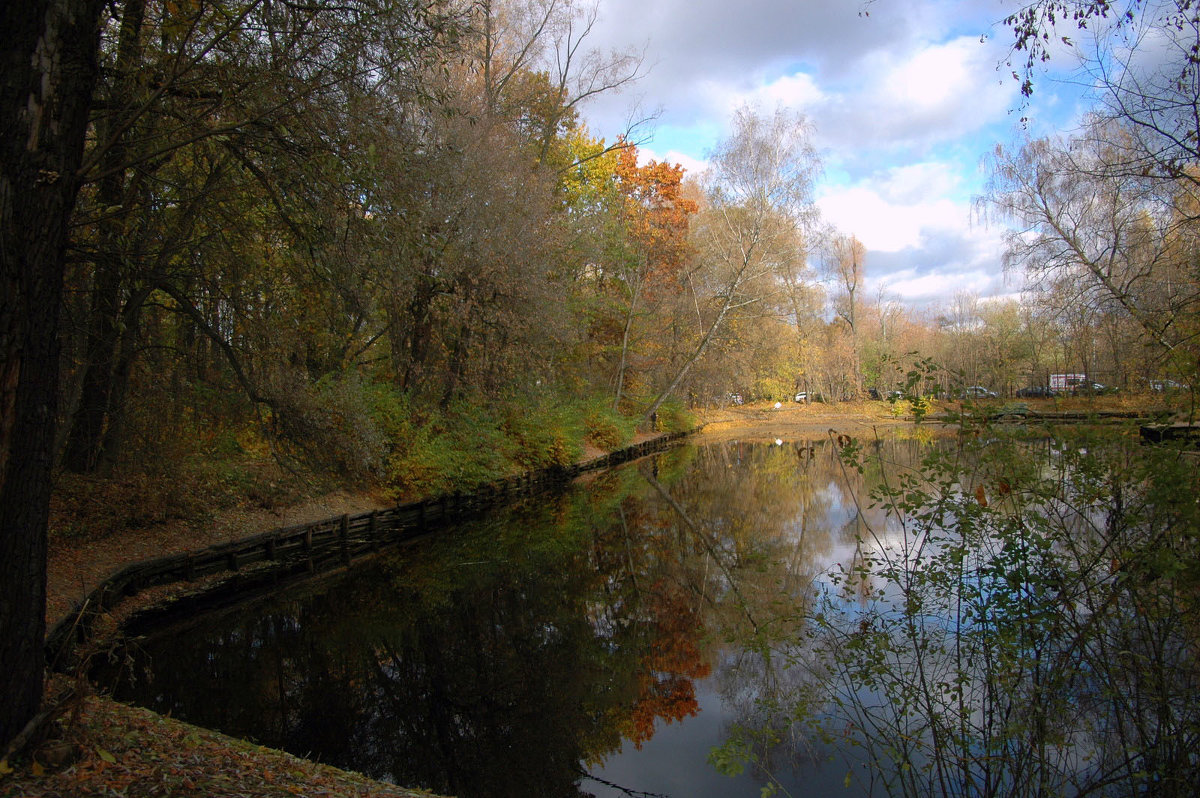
[339,514,351,565]
[368,512,380,552]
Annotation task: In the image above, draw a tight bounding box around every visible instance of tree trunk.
[61,0,146,473]
[612,273,643,412]
[640,291,735,425]
[440,319,472,409]
[400,271,438,392]
[62,253,123,472]
[0,0,105,751]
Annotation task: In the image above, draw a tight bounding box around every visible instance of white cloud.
[817,36,1018,153]
[636,146,709,177]
[877,162,962,204]
[816,163,1015,308]
[707,72,826,116]
[882,38,983,114]
[574,0,1054,310]
[816,182,965,254]
[872,269,997,306]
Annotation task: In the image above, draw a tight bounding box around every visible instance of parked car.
[1074,382,1115,395]
[958,386,997,399]
[794,391,808,402]
[1150,379,1189,391]
[1016,386,1055,398]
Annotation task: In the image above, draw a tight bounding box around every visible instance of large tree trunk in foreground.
[0,0,104,751]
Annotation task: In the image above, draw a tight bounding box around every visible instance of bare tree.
[828,233,866,335]
[826,232,866,393]
[472,0,647,163]
[641,106,819,422]
[985,117,1200,366]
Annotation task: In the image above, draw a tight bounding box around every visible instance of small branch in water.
[578,770,670,798]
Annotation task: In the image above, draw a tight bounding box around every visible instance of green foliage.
[713,422,1200,797]
[708,736,751,777]
[812,425,1200,795]
[501,399,585,469]
[382,402,512,500]
[582,400,635,451]
[653,399,695,433]
[376,391,661,501]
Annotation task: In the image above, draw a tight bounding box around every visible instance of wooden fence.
[45,430,693,667]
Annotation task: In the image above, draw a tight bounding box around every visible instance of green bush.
[583,400,635,451]
[383,402,511,499]
[501,399,584,469]
[654,399,695,433]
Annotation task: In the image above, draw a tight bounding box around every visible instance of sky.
[574,0,1093,313]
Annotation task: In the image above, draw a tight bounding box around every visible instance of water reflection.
[95,432,946,797]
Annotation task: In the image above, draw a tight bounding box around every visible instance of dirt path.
[46,489,391,628]
[694,401,910,442]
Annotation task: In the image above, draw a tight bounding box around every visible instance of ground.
[0,396,1159,797]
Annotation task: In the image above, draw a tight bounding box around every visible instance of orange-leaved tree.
[609,139,696,412]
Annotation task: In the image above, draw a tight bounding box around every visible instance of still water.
[95,432,948,797]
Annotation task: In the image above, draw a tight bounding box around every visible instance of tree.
[985,117,1200,375]
[828,233,865,335]
[641,106,819,421]
[604,142,696,409]
[934,291,985,388]
[826,232,866,394]
[57,0,460,472]
[1,0,106,751]
[472,0,645,165]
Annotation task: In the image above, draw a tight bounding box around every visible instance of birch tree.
[641,106,819,422]
[985,117,1200,371]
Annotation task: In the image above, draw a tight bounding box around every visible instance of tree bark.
[0,0,105,750]
[62,0,146,473]
[612,272,643,412]
[640,288,737,425]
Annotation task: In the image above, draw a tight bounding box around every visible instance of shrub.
[654,399,695,433]
[502,400,584,469]
[583,401,635,451]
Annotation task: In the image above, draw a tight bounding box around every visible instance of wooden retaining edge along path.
[1139,422,1200,444]
[45,430,694,667]
[929,409,1156,423]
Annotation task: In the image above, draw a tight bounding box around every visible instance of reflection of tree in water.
[97,452,726,798]
[715,428,1200,796]
[676,434,949,787]
[101,517,627,797]
[96,436,946,798]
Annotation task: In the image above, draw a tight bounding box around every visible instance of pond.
[93,426,1200,797]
